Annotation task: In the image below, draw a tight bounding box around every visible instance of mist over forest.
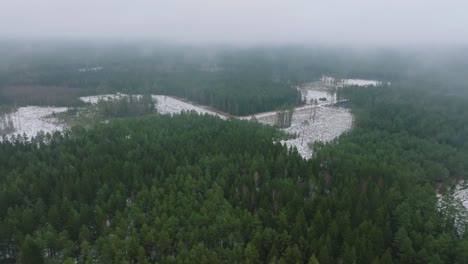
[1,1,468,264]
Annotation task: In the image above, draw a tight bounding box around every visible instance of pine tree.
[20,236,44,264]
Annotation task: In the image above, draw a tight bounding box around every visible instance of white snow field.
[299,89,336,105]
[74,76,382,159]
[437,183,468,236]
[79,93,135,104]
[281,106,352,159]
[79,77,366,160]
[151,95,226,119]
[454,184,468,210]
[79,94,225,119]
[342,79,382,86]
[3,106,68,139]
[319,76,383,87]
[245,105,352,159]
[78,66,103,72]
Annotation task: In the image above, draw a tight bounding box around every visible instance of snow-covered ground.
[152,95,226,119]
[79,92,353,159]
[437,183,468,236]
[70,80,370,159]
[80,94,226,119]
[78,66,103,72]
[319,75,384,87]
[300,89,336,105]
[281,106,352,159]
[2,106,67,139]
[341,79,382,86]
[79,93,135,104]
[246,105,352,159]
[454,184,468,210]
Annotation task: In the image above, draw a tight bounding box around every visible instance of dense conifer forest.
[2,44,466,114]
[1,44,468,263]
[2,82,468,263]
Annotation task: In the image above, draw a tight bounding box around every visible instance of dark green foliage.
[0,113,309,262]
[0,44,304,115]
[1,43,468,263]
[275,108,293,128]
[1,88,468,262]
[96,94,155,118]
[20,236,44,264]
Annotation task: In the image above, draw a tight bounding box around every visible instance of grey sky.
[1,0,467,46]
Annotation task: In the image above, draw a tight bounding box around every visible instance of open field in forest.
[454,184,468,210]
[1,106,67,139]
[1,77,381,158]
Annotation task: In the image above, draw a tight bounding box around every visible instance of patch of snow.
[80,93,227,119]
[321,76,336,84]
[244,105,352,159]
[78,66,103,72]
[342,79,382,86]
[454,184,468,210]
[152,95,226,119]
[299,89,336,105]
[319,75,384,87]
[283,106,352,159]
[3,106,67,139]
[79,93,136,104]
[437,183,468,236]
[81,91,353,160]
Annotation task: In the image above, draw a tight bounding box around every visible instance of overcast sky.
[1,0,467,46]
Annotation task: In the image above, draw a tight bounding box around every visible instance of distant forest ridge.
[1,43,467,114]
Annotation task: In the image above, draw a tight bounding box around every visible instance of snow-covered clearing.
[454,184,468,210]
[78,66,103,72]
[280,106,352,159]
[80,93,227,119]
[243,105,352,159]
[319,75,384,87]
[437,183,468,236]
[151,95,226,119]
[79,92,353,159]
[17,74,382,154]
[342,79,382,86]
[70,76,383,159]
[79,93,136,104]
[2,106,67,139]
[79,94,226,119]
[300,89,336,105]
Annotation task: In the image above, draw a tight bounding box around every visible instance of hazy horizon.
[1,0,467,47]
